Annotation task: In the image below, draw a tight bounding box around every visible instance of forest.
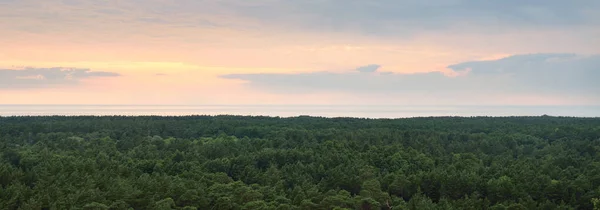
[1,115,600,210]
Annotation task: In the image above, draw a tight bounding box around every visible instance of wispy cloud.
[2,0,599,37]
[221,53,600,101]
[208,0,600,35]
[0,67,120,89]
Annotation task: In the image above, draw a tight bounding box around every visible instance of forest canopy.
[1,115,599,209]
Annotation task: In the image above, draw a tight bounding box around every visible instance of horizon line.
[1,104,599,107]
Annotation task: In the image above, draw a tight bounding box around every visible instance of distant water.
[0,105,599,118]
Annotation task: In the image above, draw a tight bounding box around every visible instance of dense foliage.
[1,115,600,210]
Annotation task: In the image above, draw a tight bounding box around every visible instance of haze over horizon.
[1,0,599,106]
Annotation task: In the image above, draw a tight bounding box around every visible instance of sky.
[1,0,599,105]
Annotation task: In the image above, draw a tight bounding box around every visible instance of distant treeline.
[1,115,600,209]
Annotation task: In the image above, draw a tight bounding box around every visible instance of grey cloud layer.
[220,53,600,99]
[2,0,599,36]
[448,54,600,93]
[134,0,600,34]
[222,0,600,32]
[0,67,120,89]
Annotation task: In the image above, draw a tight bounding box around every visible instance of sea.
[0,105,599,118]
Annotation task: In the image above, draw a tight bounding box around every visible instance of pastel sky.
[1,0,599,105]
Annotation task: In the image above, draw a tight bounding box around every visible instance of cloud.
[131,0,600,35]
[448,53,600,93]
[1,0,598,37]
[356,64,381,73]
[292,1,594,31]
[0,67,120,89]
[220,53,600,100]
